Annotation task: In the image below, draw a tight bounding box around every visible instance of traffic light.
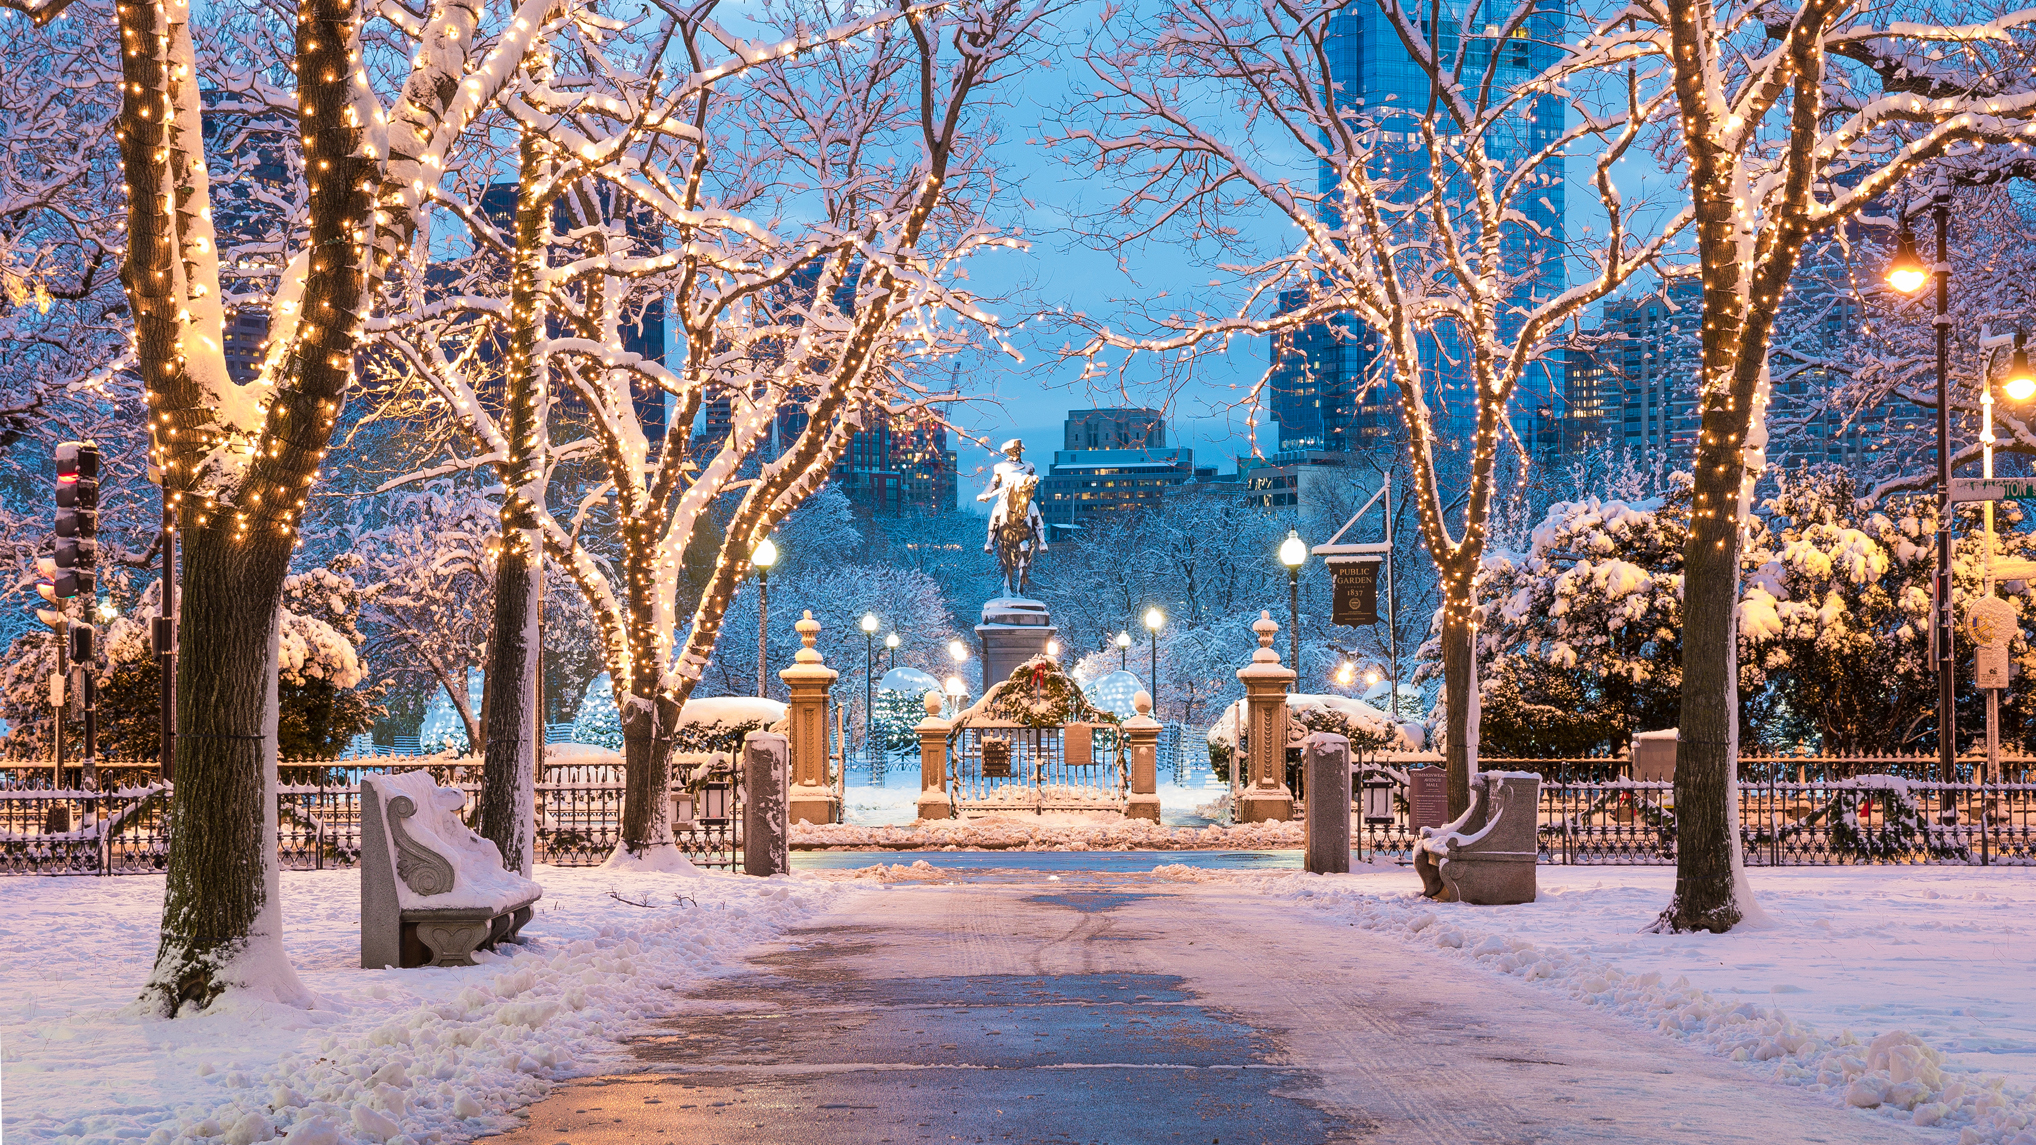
[53,441,99,601]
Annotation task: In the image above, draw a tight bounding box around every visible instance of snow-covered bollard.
[743,731,789,877]
[1124,690,1161,822]
[1303,732,1350,874]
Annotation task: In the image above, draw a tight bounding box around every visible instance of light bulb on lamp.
[948,639,968,662]
[1335,661,1354,687]
[1279,529,1307,569]
[1884,228,1928,294]
[1114,631,1131,649]
[860,612,879,634]
[751,536,779,570]
[885,633,899,650]
[1144,607,1164,632]
[2007,336,2036,403]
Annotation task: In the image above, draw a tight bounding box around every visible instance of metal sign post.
[1315,472,1398,717]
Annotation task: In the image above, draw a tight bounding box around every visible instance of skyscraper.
[1267,1,1568,466]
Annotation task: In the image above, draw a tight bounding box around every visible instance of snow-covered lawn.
[1255,864,2036,1143]
[1,867,834,1145]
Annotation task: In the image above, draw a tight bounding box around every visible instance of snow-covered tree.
[1475,479,1691,754]
[354,484,499,754]
[379,0,1049,861]
[1592,0,2036,933]
[1063,0,1679,818]
[0,0,568,1011]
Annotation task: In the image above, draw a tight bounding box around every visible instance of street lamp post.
[947,639,969,716]
[1279,529,1306,682]
[1886,197,1956,810]
[1115,629,1131,671]
[1143,607,1164,720]
[885,631,899,670]
[752,537,779,698]
[862,613,880,784]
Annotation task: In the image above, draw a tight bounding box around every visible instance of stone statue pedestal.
[975,597,1056,693]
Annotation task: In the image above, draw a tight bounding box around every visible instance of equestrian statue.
[977,438,1048,598]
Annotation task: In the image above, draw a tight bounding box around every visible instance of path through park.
[481,868,1926,1145]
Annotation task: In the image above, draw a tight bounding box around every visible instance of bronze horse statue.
[989,472,1045,598]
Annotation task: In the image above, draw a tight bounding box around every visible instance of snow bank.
[792,815,1305,850]
[1,867,835,1145]
[1259,865,2036,1142]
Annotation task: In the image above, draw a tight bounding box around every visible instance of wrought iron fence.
[1354,757,2036,866]
[0,755,744,876]
[946,722,1126,813]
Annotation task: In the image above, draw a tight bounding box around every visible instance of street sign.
[1950,477,2036,503]
[1331,557,1382,626]
[1319,541,1389,628]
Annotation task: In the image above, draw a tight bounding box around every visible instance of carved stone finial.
[1133,689,1153,717]
[795,610,823,664]
[925,690,945,717]
[1251,609,1282,664]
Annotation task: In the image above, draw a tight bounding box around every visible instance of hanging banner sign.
[1330,555,1383,627]
[1950,477,2036,504]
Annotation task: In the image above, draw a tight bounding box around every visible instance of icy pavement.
[480,866,1993,1145]
[0,867,837,1145]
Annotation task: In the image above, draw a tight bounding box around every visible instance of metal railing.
[0,755,743,876]
[946,723,1126,813]
[1353,756,2036,866]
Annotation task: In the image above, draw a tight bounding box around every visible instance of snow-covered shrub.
[1,558,381,760]
[1205,692,1418,782]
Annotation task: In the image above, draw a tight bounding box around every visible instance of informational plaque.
[981,737,1013,778]
[1330,555,1383,627]
[1968,596,2019,690]
[1064,723,1091,769]
[1408,766,1449,830]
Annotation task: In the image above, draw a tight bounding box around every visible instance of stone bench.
[1414,771,1540,905]
[361,772,542,968]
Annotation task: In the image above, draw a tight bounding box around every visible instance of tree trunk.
[142,530,306,1014]
[618,688,680,854]
[477,534,540,875]
[1655,428,1747,933]
[1439,564,1476,818]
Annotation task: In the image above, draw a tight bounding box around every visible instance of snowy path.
[481,870,1935,1144]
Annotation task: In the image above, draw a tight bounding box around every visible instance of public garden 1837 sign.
[1331,556,1383,627]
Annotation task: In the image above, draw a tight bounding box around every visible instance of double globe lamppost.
[1885,206,2036,804]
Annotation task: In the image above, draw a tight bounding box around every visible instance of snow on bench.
[360,771,542,968]
[1414,771,1541,905]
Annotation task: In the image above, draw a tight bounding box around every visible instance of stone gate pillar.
[1124,690,1161,822]
[916,691,952,821]
[779,610,840,826]
[1236,610,1295,823]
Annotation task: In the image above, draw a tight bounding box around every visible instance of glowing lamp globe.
[751,537,779,570]
[1334,661,1354,686]
[948,639,968,662]
[2007,346,2036,403]
[885,633,900,650]
[1365,668,1382,688]
[861,612,880,634]
[1115,631,1131,649]
[1144,607,1165,632]
[1884,230,1927,294]
[1279,529,1307,568]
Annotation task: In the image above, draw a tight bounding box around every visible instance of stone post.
[779,610,841,826]
[915,691,952,821]
[743,731,789,877]
[1123,690,1161,822]
[1303,732,1351,873]
[1236,609,1295,823]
